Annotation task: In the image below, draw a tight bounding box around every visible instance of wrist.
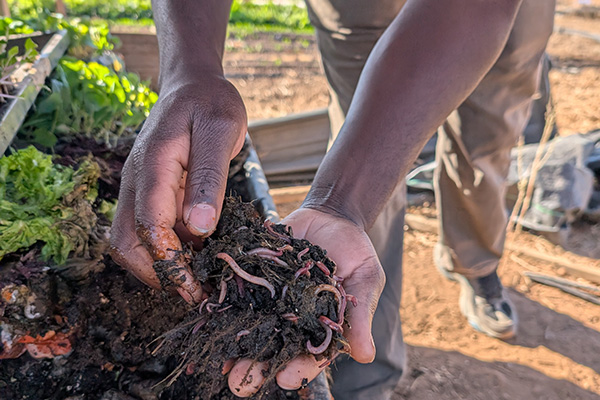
[301,186,367,231]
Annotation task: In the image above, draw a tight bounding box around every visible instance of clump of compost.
[153,198,355,399]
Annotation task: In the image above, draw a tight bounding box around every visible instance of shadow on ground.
[395,345,598,400]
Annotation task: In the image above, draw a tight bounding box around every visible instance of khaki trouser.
[305,1,555,399]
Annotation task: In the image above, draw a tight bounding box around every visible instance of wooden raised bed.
[0,30,70,154]
[112,30,331,186]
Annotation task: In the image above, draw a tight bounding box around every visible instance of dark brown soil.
[0,196,346,400]
[152,198,348,399]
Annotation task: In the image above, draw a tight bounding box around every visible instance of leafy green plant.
[19,57,158,148]
[0,28,38,102]
[0,146,103,264]
[8,0,313,33]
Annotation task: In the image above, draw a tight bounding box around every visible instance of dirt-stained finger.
[275,354,325,390]
[227,359,267,397]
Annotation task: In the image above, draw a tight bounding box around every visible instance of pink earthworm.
[218,280,227,304]
[247,248,289,267]
[234,275,245,297]
[217,305,233,313]
[247,248,283,257]
[281,285,289,300]
[192,319,206,334]
[319,315,344,334]
[315,261,331,276]
[198,298,208,314]
[318,352,340,369]
[263,220,292,244]
[337,284,348,325]
[278,245,294,252]
[332,275,344,284]
[216,253,276,298]
[281,313,299,323]
[346,294,358,307]
[236,329,251,342]
[206,303,221,313]
[307,321,333,355]
[297,248,310,262]
[294,260,314,279]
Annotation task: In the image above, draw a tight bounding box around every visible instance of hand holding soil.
[145,199,371,399]
[109,76,247,304]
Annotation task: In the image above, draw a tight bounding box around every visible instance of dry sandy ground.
[224,3,600,399]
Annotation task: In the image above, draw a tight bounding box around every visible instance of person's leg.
[305,1,407,398]
[434,0,556,338]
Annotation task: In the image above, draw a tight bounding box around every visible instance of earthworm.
[315,261,331,276]
[307,321,332,355]
[297,248,309,262]
[206,303,221,313]
[281,284,289,300]
[218,280,227,304]
[247,248,283,257]
[198,298,208,314]
[234,275,245,296]
[318,352,340,369]
[216,253,276,298]
[185,362,196,375]
[332,275,344,284]
[264,220,292,244]
[236,329,251,342]
[278,245,294,252]
[295,260,314,279]
[252,253,289,267]
[319,315,344,334]
[337,284,348,325]
[217,305,233,313]
[346,294,358,307]
[314,284,344,322]
[282,313,299,323]
[192,319,206,334]
[236,226,249,232]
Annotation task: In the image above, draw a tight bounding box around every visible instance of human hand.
[109,75,247,303]
[226,208,385,396]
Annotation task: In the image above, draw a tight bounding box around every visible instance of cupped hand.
[226,207,386,396]
[109,76,247,303]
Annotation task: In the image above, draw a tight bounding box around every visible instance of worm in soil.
[216,252,276,298]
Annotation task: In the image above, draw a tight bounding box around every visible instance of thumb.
[183,120,246,237]
[342,255,385,363]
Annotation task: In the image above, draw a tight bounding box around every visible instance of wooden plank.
[0,31,70,154]
[404,213,600,285]
[248,108,329,180]
[269,184,310,203]
[112,31,160,90]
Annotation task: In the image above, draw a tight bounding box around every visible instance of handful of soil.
[153,198,354,399]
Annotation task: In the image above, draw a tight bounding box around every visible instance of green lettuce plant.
[0,146,106,265]
[19,57,158,148]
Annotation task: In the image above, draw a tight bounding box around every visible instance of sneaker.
[436,261,518,339]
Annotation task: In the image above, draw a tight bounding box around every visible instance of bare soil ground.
[225,3,600,399]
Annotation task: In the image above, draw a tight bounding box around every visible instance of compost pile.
[0,195,351,399]
[153,198,352,399]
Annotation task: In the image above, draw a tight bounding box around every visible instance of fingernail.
[187,203,217,235]
[177,287,194,304]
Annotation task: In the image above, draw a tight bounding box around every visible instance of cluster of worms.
[193,219,357,363]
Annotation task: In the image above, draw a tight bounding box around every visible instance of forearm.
[304,0,523,229]
[152,0,233,88]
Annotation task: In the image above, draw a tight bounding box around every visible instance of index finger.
[131,134,202,303]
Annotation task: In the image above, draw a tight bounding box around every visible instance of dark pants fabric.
[305,1,555,398]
